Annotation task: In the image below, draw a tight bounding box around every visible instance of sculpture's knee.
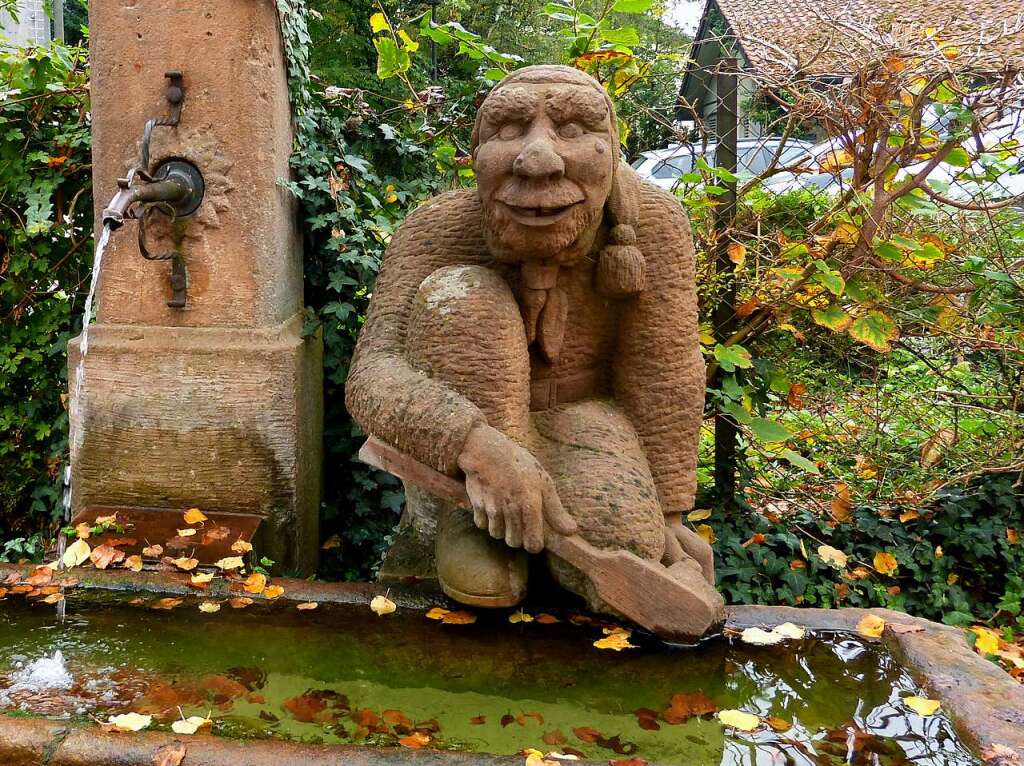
[408,265,530,441]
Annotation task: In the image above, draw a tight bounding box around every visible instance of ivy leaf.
[811,304,852,332]
[713,343,753,372]
[749,418,790,444]
[848,310,898,352]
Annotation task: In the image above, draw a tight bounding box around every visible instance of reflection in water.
[0,593,978,765]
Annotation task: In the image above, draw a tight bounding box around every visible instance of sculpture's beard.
[481,177,604,263]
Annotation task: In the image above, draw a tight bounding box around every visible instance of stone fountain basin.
[0,564,1020,766]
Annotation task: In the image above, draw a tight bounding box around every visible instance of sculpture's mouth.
[499,201,580,227]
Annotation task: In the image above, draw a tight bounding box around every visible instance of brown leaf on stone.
[90,544,126,570]
[125,555,144,572]
[228,597,253,609]
[152,742,187,766]
[142,544,164,558]
[574,726,602,743]
[470,715,486,725]
[663,691,718,724]
[542,730,566,745]
[200,526,231,545]
[105,537,137,548]
[633,707,661,731]
[885,623,925,635]
[11,584,34,594]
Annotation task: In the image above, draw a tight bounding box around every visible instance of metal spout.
[101,162,204,230]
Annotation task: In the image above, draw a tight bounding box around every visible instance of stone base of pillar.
[68,312,322,575]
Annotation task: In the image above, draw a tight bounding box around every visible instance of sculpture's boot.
[436,503,528,608]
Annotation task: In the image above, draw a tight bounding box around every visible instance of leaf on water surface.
[594,628,635,651]
[176,529,197,538]
[773,622,805,640]
[662,691,718,724]
[125,555,144,572]
[91,544,126,570]
[399,731,431,749]
[263,584,284,599]
[856,614,886,638]
[573,726,602,743]
[297,601,318,610]
[228,597,253,609]
[142,544,164,558]
[441,610,477,624]
[191,571,215,585]
[215,556,244,570]
[242,573,267,594]
[151,598,184,611]
[199,602,221,614]
[25,566,53,586]
[765,716,792,732]
[739,627,784,646]
[171,715,212,734]
[633,707,660,731]
[717,709,760,731]
[903,696,940,716]
[535,613,560,624]
[104,712,152,732]
[62,538,91,568]
[183,508,208,525]
[543,729,566,744]
[42,593,63,604]
[470,715,486,725]
[509,609,534,623]
[501,713,515,727]
[172,557,199,572]
[370,594,397,616]
[152,742,187,766]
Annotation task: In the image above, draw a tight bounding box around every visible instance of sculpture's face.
[474,82,615,262]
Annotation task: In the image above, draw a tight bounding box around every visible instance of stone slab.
[68,313,322,574]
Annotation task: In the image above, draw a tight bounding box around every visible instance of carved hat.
[471,65,645,297]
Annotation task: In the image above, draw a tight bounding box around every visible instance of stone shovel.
[359,437,726,642]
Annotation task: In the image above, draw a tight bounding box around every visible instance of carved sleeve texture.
[345,191,488,475]
[613,176,705,513]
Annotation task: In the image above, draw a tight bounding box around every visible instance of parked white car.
[631,138,813,190]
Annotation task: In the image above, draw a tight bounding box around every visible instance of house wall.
[0,0,52,45]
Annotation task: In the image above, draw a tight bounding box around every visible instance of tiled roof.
[706,0,1024,77]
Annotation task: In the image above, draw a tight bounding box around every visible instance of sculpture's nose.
[513,138,565,181]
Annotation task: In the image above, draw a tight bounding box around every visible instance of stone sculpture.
[347,65,719,624]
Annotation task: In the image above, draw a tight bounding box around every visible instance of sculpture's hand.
[457,423,578,554]
[662,513,715,584]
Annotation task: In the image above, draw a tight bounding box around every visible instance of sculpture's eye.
[497,123,524,141]
[557,122,584,139]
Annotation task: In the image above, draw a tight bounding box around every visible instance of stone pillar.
[69,0,323,573]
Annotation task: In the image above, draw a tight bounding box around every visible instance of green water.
[0,592,978,765]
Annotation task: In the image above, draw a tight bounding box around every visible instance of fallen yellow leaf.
[230,539,253,554]
[687,509,712,522]
[93,514,118,526]
[594,628,636,651]
[696,524,716,544]
[176,528,197,538]
[817,544,848,569]
[171,715,212,734]
[297,601,318,610]
[242,572,267,594]
[904,696,940,716]
[142,544,163,558]
[441,610,477,625]
[773,622,806,639]
[228,597,253,609]
[199,601,221,614]
[370,594,397,616]
[426,607,450,620]
[873,551,898,575]
[214,556,244,570]
[191,571,215,585]
[971,626,1000,655]
[62,538,91,569]
[263,584,284,599]
[74,522,92,540]
[172,557,199,572]
[42,593,64,604]
[509,610,534,624]
[183,508,208,525]
[151,597,184,610]
[105,712,152,732]
[124,555,144,572]
[857,614,885,638]
[717,709,760,731]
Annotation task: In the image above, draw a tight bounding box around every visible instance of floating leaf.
[773,622,806,639]
[176,528,197,538]
[215,556,244,570]
[535,613,560,624]
[594,628,635,651]
[199,601,221,614]
[765,716,792,732]
[857,614,886,638]
[228,597,254,609]
[171,557,198,572]
[470,715,487,725]
[370,595,397,616]
[230,540,253,554]
[399,731,431,749]
[42,593,64,604]
[263,584,284,599]
[183,508,208,525]
[509,610,534,624]
[242,573,268,594]
[426,607,450,620]
[191,571,215,585]
[62,538,91,568]
[904,696,940,716]
[442,610,477,625]
[739,627,784,645]
[717,709,760,731]
[297,601,318,610]
[663,691,717,724]
[152,597,184,611]
[105,712,152,732]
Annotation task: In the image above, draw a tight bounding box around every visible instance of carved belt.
[530,368,601,411]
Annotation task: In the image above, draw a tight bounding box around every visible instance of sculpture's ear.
[596,162,645,298]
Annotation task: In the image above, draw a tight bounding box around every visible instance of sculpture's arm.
[345,195,487,476]
[613,186,705,515]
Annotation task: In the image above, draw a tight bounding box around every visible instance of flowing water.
[56,224,113,621]
[0,591,979,766]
